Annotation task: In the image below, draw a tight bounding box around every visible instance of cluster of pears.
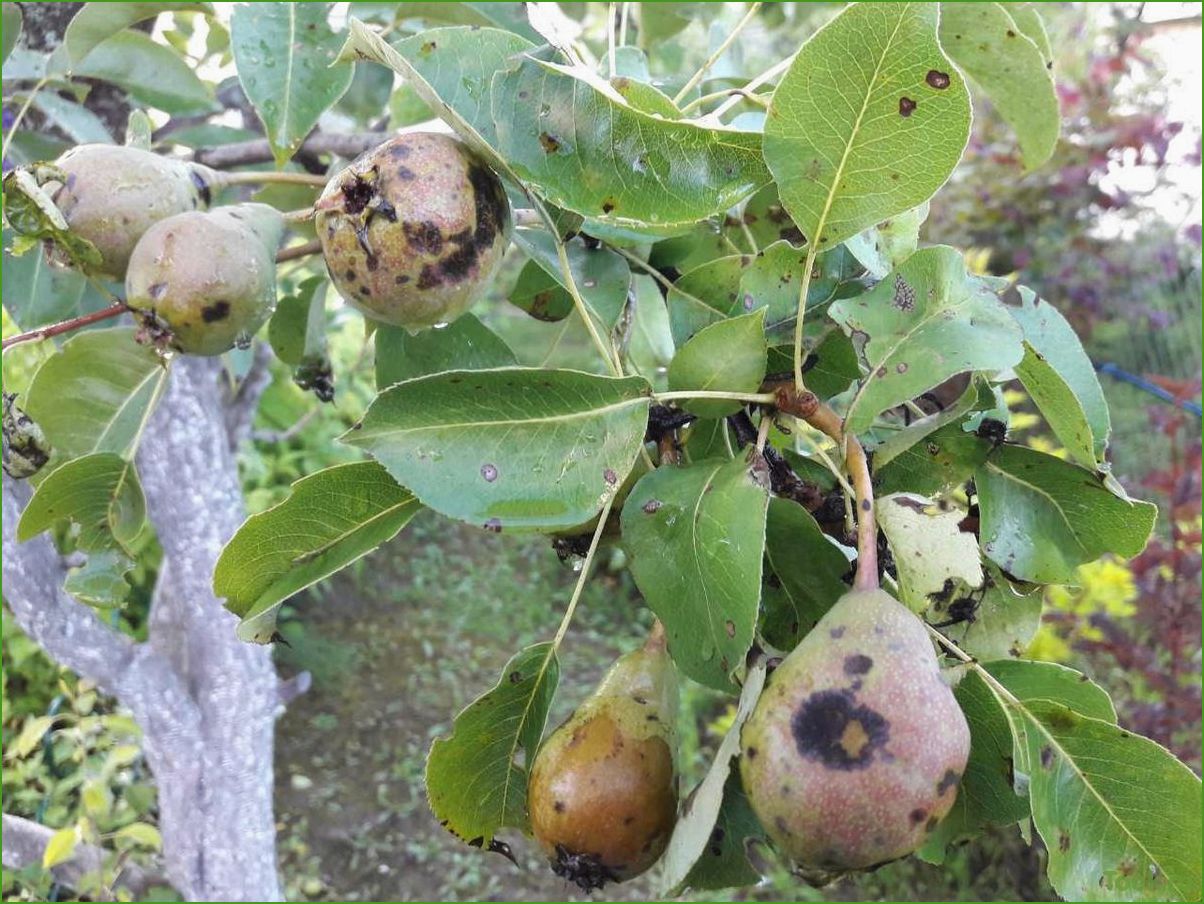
[525,587,969,889]
[43,132,511,355]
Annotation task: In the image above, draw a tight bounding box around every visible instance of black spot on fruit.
[791,689,889,770]
[403,220,444,255]
[936,769,961,794]
[340,172,377,216]
[843,654,873,676]
[909,808,928,825]
[201,300,230,323]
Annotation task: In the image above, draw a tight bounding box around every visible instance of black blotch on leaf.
[1040,744,1054,769]
[899,97,917,117]
[1058,831,1071,852]
[926,69,952,89]
[538,132,562,154]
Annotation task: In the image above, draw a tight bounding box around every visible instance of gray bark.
[3,356,283,902]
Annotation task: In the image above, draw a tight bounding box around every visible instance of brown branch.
[192,132,385,169]
[2,303,128,351]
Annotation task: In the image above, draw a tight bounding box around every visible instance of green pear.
[315,132,511,331]
[49,144,213,279]
[528,635,678,890]
[741,588,970,873]
[125,203,284,356]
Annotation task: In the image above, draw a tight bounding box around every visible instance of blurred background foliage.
[3,2,1200,900]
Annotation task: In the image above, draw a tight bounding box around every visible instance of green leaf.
[510,226,632,327]
[336,60,395,125]
[18,452,146,551]
[232,3,353,166]
[874,421,993,497]
[426,642,560,845]
[923,659,1119,862]
[667,254,748,345]
[764,2,971,248]
[621,454,769,690]
[491,56,770,234]
[939,2,1059,170]
[114,822,162,851]
[64,548,136,609]
[668,309,767,417]
[761,497,850,650]
[391,2,541,42]
[214,461,421,644]
[64,2,212,65]
[375,315,516,387]
[661,655,768,892]
[976,445,1157,583]
[987,659,1117,724]
[6,715,54,761]
[1,228,94,330]
[830,246,1024,435]
[2,3,23,64]
[31,92,113,144]
[124,109,154,149]
[844,203,929,279]
[677,772,765,891]
[348,23,531,173]
[876,493,982,612]
[735,242,864,343]
[2,170,104,272]
[42,826,78,869]
[74,31,216,115]
[344,368,651,532]
[920,668,1028,862]
[627,274,676,383]
[926,563,1042,661]
[1004,3,1053,66]
[24,329,167,473]
[268,277,327,366]
[1017,702,1202,901]
[1008,286,1110,467]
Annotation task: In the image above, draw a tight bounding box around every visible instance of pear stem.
[275,239,322,263]
[2,302,129,351]
[771,384,878,591]
[644,620,668,653]
[213,170,330,189]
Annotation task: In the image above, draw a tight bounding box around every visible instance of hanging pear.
[125,203,284,356]
[741,587,970,873]
[48,144,213,279]
[315,132,511,331]
[528,628,678,890]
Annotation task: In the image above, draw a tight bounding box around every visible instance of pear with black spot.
[527,631,678,891]
[315,132,511,331]
[48,144,214,280]
[126,203,284,356]
[741,588,970,872]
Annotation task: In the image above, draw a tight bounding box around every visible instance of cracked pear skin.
[125,203,284,356]
[49,144,211,279]
[740,588,970,872]
[528,644,678,890]
[315,132,511,331]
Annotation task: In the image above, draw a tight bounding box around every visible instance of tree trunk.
[3,357,283,902]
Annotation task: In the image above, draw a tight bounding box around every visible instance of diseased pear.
[49,144,213,279]
[528,633,678,890]
[315,132,511,331]
[741,588,970,873]
[125,203,284,356]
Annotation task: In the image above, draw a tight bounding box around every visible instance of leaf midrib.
[354,395,648,441]
[807,3,912,246]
